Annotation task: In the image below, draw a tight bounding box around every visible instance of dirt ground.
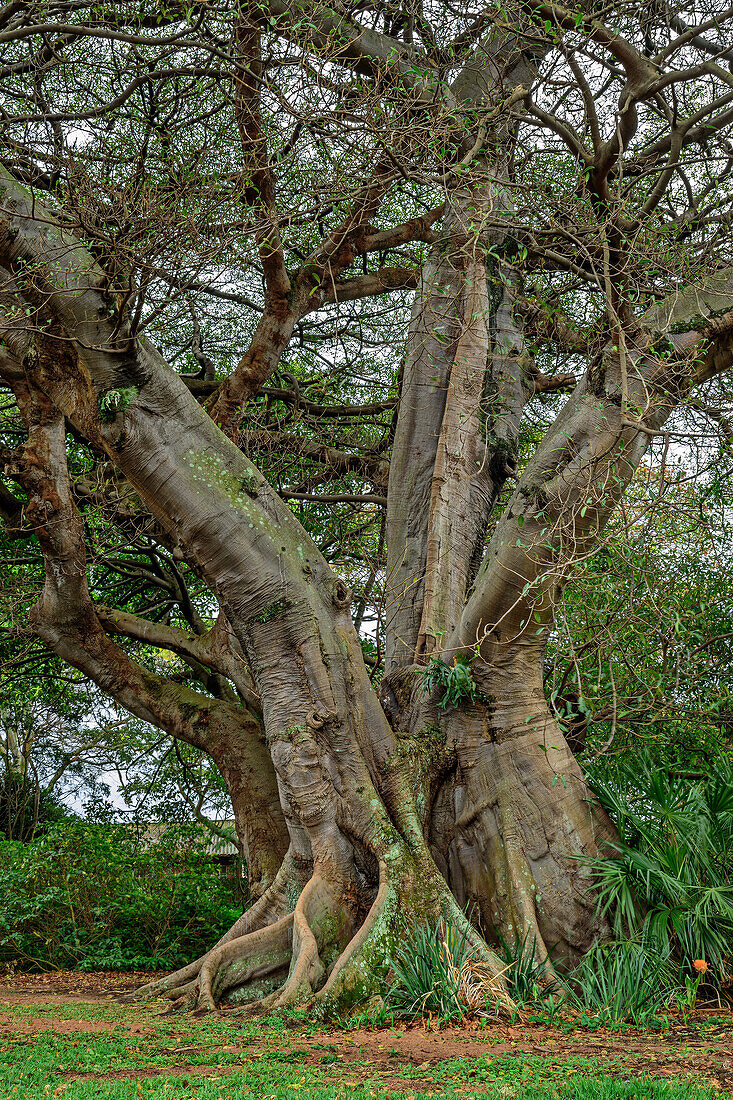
[1,970,731,1095]
[0,969,158,1002]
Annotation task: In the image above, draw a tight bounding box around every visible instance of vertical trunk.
[0,717,37,841]
[416,258,524,661]
[384,27,544,675]
[385,249,464,670]
[197,724,289,899]
[385,198,525,674]
[435,310,733,957]
[433,676,615,964]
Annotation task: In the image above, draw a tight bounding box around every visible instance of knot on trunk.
[331,579,351,609]
[306,708,337,730]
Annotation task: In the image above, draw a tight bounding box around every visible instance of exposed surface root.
[198,912,295,1011]
[314,860,389,1010]
[229,871,355,1016]
[134,850,513,1017]
[233,875,325,1015]
[135,858,360,1014]
[130,851,307,1004]
[128,958,203,1003]
[267,876,327,1009]
[163,979,198,1002]
[237,859,512,1019]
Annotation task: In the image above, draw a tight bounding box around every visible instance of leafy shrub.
[563,938,677,1026]
[387,918,505,1020]
[586,755,733,985]
[0,821,241,971]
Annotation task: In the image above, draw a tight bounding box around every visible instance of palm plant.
[497,930,558,1004]
[564,937,677,1026]
[586,755,733,984]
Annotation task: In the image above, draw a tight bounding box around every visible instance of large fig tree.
[2,0,733,1011]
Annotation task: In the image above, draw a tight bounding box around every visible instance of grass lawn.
[0,973,730,1099]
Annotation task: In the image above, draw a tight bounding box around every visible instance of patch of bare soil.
[4,972,732,1093]
[302,1018,733,1092]
[0,969,160,1004]
[332,1018,732,1063]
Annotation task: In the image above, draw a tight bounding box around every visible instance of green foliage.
[421,656,478,710]
[0,821,241,971]
[548,467,733,773]
[586,755,733,984]
[498,930,557,1005]
[387,918,502,1021]
[97,386,138,421]
[563,939,677,1027]
[387,918,474,1020]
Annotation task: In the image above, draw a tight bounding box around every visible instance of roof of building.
[126,819,240,859]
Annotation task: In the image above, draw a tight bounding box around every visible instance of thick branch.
[10,384,288,891]
[95,605,261,713]
[452,273,733,671]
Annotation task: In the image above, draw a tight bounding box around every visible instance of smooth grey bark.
[385,234,525,670]
[0,171,507,1013]
[432,282,733,960]
[384,25,544,672]
[3,142,733,1010]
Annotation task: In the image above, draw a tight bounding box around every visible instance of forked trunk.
[3,168,733,1015]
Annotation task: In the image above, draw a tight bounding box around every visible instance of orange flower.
[693,959,709,974]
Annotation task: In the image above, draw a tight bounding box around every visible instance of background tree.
[549,462,733,769]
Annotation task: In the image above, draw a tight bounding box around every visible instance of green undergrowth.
[384,748,733,1027]
[0,822,241,971]
[0,997,726,1100]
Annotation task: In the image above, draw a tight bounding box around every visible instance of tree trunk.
[3,169,733,1013]
[0,172,512,1012]
[385,226,525,671]
[11,387,288,897]
[433,686,615,966]
[381,126,609,965]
